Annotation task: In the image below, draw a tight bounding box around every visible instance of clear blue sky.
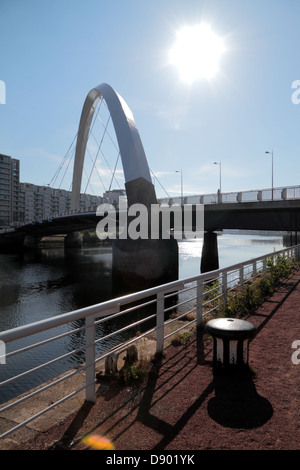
[1,0,300,199]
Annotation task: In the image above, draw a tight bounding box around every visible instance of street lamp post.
[176,170,183,206]
[265,150,274,201]
[214,161,221,202]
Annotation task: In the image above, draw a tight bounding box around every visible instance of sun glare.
[169,23,225,83]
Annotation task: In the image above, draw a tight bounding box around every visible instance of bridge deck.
[1,199,300,248]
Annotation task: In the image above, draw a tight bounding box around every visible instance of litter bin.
[205,318,256,372]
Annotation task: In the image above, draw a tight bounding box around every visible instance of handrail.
[0,246,293,344]
[159,184,300,206]
[0,244,299,440]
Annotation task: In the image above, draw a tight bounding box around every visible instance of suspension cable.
[150,169,171,198]
[58,145,75,189]
[83,112,111,194]
[86,147,107,194]
[48,132,78,188]
[95,104,120,153]
[108,152,121,192]
[90,130,122,190]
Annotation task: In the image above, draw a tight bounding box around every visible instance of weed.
[122,358,151,384]
[171,329,193,346]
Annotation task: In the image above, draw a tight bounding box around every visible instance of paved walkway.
[2,272,300,451]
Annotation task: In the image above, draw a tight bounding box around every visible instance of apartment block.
[0,153,23,227]
[103,189,127,207]
[20,183,103,224]
[0,153,104,227]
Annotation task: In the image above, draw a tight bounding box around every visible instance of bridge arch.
[71,83,157,211]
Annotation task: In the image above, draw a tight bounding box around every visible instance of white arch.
[71,83,154,211]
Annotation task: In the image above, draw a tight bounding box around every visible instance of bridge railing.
[11,185,300,229]
[159,184,300,206]
[0,244,299,440]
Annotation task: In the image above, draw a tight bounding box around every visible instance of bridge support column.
[112,238,178,292]
[23,235,39,250]
[201,231,219,273]
[64,232,83,250]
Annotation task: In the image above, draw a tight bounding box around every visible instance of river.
[0,231,286,403]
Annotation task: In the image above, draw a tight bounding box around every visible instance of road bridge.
[204,199,300,232]
[1,196,300,244]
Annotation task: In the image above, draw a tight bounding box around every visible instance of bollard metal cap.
[205,318,256,340]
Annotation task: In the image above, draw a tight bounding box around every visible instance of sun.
[169,23,225,83]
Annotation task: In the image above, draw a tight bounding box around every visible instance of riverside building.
[0,153,103,227]
[0,153,22,227]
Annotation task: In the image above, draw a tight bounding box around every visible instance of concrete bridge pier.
[112,177,179,291]
[23,235,40,250]
[112,238,179,292]
[64,232,83,250]
[201,230,219,273]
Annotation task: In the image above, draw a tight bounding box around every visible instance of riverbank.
[2,270,299,451]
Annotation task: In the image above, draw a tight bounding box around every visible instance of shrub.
[220,252,298,319]
[266,253,295,284]
[203,279,221,301]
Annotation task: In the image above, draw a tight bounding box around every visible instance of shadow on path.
[207,370,273,429]
[251,277,300,336]
[135,344,215,450]
[49,401,94,450]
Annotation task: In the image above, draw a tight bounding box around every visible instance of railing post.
[263,258,267,276]
[222,271,228,307]
[196,278,204,328]
[239,266,244,287]
[253,261,257,280]
[297,245,300,262]
[85,315,96,403]
[156,292,165,355]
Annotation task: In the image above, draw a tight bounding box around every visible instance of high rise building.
[0,153,23,227]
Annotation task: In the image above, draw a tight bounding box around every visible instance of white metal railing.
[159,184,300,206]
[0,244,299,440]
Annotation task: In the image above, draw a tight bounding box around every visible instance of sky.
[1,0,300,200]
